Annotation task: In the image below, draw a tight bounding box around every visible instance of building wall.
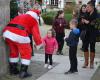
[75,0,100,5]
[0,0,10,76]
[58,0,64,9]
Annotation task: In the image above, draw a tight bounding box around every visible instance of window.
[50,0,58,6]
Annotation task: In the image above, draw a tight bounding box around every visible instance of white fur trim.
[21,59,31,65]
[9,58,19,63]
[36,43,43,50]
[3,30,30,43]
[26,11,39,23]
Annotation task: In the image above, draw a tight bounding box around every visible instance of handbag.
[80,30,86,40]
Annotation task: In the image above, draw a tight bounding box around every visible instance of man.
[3,10,43,78]
[82,1,98,69]
[91,0,96,6]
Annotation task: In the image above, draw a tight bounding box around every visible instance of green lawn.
[65,13,72,21]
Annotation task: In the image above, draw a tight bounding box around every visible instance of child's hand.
[64,36,67,40]
[53,49,58,54]
[34,44,44,50]
[34,44,36,49]
[34,44,37,51]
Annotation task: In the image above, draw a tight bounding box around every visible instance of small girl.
[43,29,58,69]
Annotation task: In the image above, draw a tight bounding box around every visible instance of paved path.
[32,54,100,80]
[2,53,100,80]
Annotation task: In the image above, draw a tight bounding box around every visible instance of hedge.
[42,12,72,25]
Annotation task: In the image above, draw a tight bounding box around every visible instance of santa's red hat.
[26,9,41,22]
[30,9,41,16]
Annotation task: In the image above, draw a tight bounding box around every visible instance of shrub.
[42,14,54,25]
[42,12,56,25]
[65,13,72,21]
[42,11,72,25]
[10,0,18,19]
[64,5,74,14]
[64,2,76,14]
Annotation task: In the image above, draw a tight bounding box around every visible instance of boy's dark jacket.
[65,28,80,47]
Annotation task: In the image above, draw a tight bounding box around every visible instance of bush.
[42,15,54,25]
[42,11,72,25]
[64,5,74,14]
[42,12,56,25]
[64,2,76,14]
[65,13,72,21]
[10,0,18,19]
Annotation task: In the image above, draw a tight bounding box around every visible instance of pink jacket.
[43,36,58,54]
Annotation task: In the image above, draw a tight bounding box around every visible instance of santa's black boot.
[19,64,32,79]
[9,63,19,75]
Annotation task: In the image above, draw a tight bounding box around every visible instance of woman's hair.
[72,9,79,19]
[55,10,64,19]
[80,4,87,14]
[48,28,56,37]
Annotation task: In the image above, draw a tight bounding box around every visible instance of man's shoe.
[64,70,74,74]
[19,71,32,78]
[19,64,32,79]
[9,63,19,75]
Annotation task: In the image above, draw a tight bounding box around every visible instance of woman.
[78,4,87,51]
[52,10,67,55]
[82,1,98,69]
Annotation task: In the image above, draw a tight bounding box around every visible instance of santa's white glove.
[36,43,44,50]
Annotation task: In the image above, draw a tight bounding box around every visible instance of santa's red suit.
[2,10,42,78]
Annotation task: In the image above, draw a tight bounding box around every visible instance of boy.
[64,19,80,74]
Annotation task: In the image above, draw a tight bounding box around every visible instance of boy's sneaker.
[48,65,53,69]
[60,52,63,55]
[44,64,48,68]
[64,70,78,74]
[59,51,63,55]
[64,70,74,74]
[73,70,78,73]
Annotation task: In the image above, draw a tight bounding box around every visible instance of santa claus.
[3,9,43,78]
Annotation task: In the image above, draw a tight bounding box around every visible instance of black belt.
[7,24,25,30]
